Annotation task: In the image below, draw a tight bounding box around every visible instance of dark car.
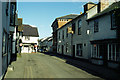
[37,49,44,52]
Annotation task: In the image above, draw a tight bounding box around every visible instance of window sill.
[111,28,116,30]
[91,57,103,60]
[107,60,120,64]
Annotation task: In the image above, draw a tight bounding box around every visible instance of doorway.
[73,45,75,58]
[99,44,108,66]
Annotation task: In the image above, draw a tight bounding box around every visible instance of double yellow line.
[24,66,33,79]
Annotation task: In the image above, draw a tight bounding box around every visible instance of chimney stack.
[98,0,109,12]
[84,2,96,13]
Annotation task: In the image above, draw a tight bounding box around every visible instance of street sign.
[68,27,74,34]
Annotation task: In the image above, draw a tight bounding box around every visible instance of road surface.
[5,53,101,79]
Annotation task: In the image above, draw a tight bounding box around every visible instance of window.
[25,36,30,40]
[94,19,99,33]
[77,44,82,56]
[66,28,68,37]
[2,33,6,54]
[66,43,68,53]
[108,44,120,61]
[111,13,117,29]
[6,2,9,16]
[92,44,99,58]
[10,3,15,26]
[78,19,82,35]
[59,32,60,39]
[58,45,60,52]
[72,23,75,34]
[62,30,64,40]
[111,11,120,29]
[2,32,8,55]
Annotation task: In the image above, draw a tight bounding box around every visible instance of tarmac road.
[5,53,102,79]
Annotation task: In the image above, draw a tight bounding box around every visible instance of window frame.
[76,44,83,56]
[66,42,68,53]
[111,12,117,30]
[78,19,82,35]
[66,28,68,38]
[94,19,99,33]
[72,23,76,34]
[62,30,64,40]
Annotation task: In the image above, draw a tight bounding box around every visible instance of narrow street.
[5,53,101,79]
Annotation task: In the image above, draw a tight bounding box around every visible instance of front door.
[99,44,108,66]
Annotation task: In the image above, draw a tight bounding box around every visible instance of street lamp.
[59,40,61,43]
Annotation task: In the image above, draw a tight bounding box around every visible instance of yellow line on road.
[27,66,29,78]
[30,66,33,79]
[24,66,27,78]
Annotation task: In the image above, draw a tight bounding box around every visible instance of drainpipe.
[71,33,73,58]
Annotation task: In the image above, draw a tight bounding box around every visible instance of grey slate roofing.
[87,1,120,21]
[56,14,79,19]
[39,36,52,42]
[23,24,39,37]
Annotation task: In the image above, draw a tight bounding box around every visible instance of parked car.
[37,49,44,53]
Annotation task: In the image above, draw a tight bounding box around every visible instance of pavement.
[4,53,102,79]
[44,52,120,80]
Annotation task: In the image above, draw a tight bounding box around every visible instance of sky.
[17,2,88,39]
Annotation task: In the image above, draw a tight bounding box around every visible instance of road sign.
[68,27,74,34]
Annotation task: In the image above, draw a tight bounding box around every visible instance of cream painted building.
[21,25,39,53]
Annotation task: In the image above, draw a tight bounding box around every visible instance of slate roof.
[56,14,79,19]
[41,36,52,42]
[87,1,120,21]
[23,25,39,37]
